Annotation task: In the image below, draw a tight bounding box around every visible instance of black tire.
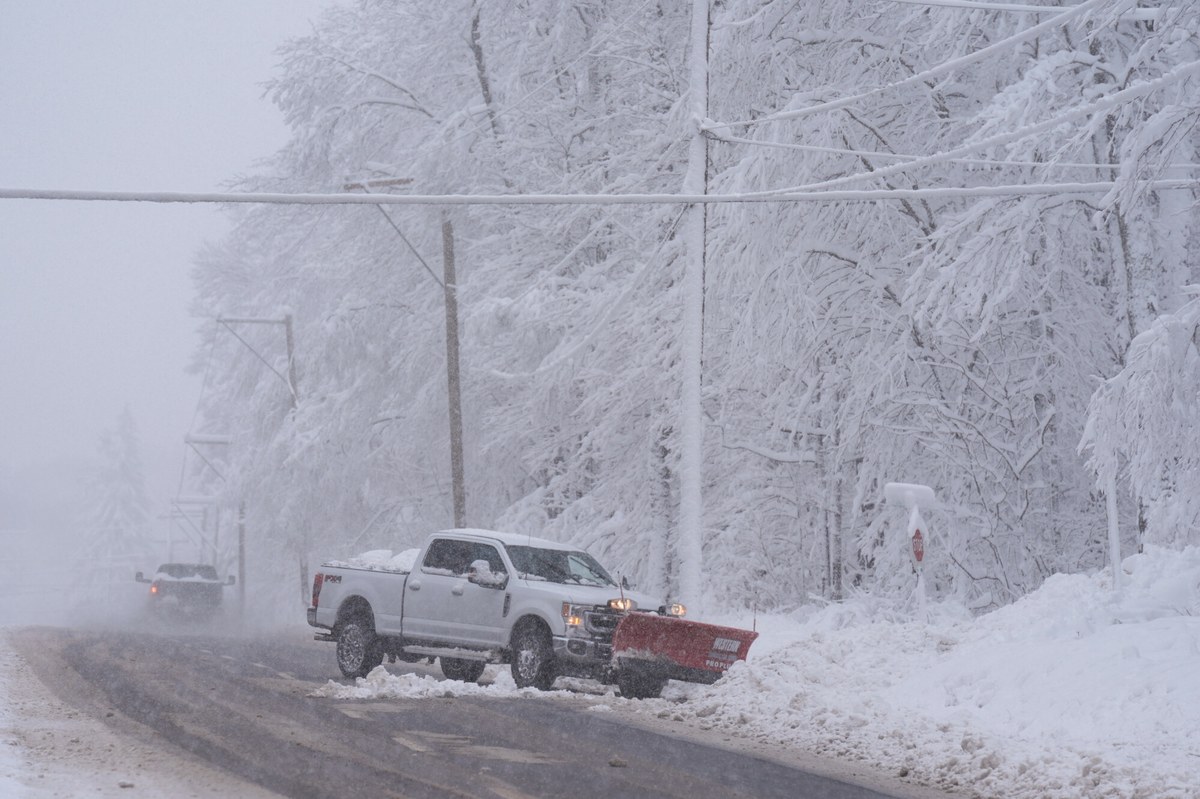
[440,657,486,683]
[617,669,667,700]
[335,618,384,678]
[510,622,556,690]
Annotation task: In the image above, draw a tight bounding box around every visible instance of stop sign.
[912,529,924,563]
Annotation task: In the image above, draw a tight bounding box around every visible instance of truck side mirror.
[226,575,237,586]
[135,572,148,584]
[467,559,508,589]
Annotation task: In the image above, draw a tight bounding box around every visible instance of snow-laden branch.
[884,0,1161,21]
[756,59,1200,194]
[717,425,818,464]
[4,180,1198,207]
[488,207,686,381]
[705,0,1110,130]
[216,316,289,325]
[709,132,1200,173]
[442,0,660,151]
[183,434,233,445]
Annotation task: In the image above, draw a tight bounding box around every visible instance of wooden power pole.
[443,219,467,528]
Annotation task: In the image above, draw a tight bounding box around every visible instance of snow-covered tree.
[698,0,1199,607]
[192,0,1199,615]
[1082,293,1200,551]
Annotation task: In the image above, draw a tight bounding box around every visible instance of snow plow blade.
[611,613,758,685]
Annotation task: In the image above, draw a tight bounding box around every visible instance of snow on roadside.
[312,663,532,700]
[0,630,282,798]
[317,545,1200,799]
[0,643,26,797]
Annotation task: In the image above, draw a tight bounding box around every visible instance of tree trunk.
[470,5,502,141]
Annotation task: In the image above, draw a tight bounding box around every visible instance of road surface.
[10,625,918,799]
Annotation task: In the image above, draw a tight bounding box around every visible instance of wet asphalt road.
[12,626,901,799]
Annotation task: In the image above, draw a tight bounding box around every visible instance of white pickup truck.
[307,528,696,698]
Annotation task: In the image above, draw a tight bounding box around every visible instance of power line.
[2,180,1197,208]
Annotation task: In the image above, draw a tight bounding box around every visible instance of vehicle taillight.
[149,583,158,595]
[312,573,324,608]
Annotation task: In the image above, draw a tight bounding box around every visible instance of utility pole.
[238,501,246,616]
[678,0,710,610]
[282,312,307,602]
[217,316,300,410]
[182,432,239,613]
[344,177,469,529]
[283,314,298,410]
[215,316,307,603]
[442,219,467,528]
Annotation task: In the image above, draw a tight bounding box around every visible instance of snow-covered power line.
[3,181,1197,207]
[883,0,1161,21]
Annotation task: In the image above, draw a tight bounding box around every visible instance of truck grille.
[584,608,621,640]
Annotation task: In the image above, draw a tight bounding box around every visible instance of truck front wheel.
[336,619,384,678]
[510,623,555,690]
[440,657,486,683]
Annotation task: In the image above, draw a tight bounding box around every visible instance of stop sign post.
[884,482,935,570]
[884,483,937,615]
[905,505,927,572]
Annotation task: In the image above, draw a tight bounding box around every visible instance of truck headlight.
[661,602,686,617]
[561,602,585,627]
[607,597,635,612]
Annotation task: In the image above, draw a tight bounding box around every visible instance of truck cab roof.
[430,528,577,551]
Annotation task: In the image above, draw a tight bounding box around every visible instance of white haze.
[0,1,326,625]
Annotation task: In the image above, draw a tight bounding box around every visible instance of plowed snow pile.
[318,545,1200,799]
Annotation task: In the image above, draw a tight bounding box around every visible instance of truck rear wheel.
[440,657,486,683]
[510,623,555,690]
[336,619,384,678]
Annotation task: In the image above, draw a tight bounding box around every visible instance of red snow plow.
[610,613,758,698]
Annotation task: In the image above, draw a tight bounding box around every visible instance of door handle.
[408,580,421,591]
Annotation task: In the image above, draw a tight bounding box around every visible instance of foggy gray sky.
[0,2,328,530]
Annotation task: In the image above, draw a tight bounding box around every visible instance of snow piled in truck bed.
[324,547,420,573]
[317,545,1200,798]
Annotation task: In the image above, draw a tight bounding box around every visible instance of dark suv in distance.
[135,563,235,617]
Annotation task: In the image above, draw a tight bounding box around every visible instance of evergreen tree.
[79,406,155,602]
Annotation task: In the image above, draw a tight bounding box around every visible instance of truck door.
[402,538,507,648]
[453,542,509,648]
[402,538,466,644]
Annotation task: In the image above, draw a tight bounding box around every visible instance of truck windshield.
[506,546,616,587]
